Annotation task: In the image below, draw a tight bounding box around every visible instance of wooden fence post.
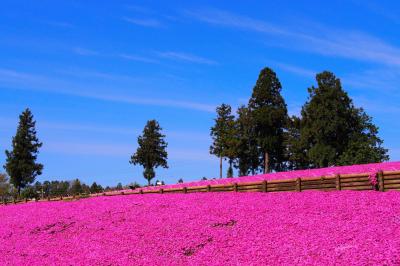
[207,185,211,192]
[378,171,384,192]
[183,187,187,194]
[233,183,238,192]
[160,189,164,194]
[121,191,124,195]
[262,181,267,192]
[296,178,301,192]
[335,174,341,191]
[140,189,143,194]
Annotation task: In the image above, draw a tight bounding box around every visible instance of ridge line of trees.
[1,67,390,191]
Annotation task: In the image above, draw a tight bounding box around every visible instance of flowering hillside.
[1,191,400,265]
[144,161,400,191]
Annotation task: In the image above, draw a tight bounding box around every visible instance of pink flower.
[1,191,400,265]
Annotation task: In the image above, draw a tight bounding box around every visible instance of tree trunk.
[219,156,223,178]
[264,152,269,174]
[148,179,151,186]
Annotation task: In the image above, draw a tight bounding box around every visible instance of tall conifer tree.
[210,104,236,178]
[299,71,388,167]
[4,108,43,195]
[234,106,260,176]
[130,120,168,186]
[248,67,288,173]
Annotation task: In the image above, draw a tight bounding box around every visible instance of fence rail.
[2,170,400,205]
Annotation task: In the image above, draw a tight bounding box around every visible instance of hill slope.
[1,191,400,265]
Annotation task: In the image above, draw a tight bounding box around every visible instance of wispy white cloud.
[44,141,133,156]
[353,0,400,24]
[38,121,138,135]
[343,68,400,92]
[352,96,400,115]
[125,5,153,14]
[122,17,163,28]
[56,68,143,82]
[187,8,400,67]
[272,62,316,78]
[0,68,216,113]
[37,120,210,141]
[44,21,74,28]
[73,47,99,56]
[157,51,218,65]
[89,93,215,112]
[43,140,212,161]
[118,53,159,63]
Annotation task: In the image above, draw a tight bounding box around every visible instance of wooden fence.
[133,170,400,194]
[1,170,400,205]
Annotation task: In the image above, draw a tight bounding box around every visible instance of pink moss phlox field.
[369,172,379,186]
[143,161,400,191]
[1,191,400,265]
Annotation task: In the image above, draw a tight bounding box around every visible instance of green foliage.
[130,120,168,186]
[48,180,69,197]
[234,106,260,176]
[248,67,288,173]
[337,108,389,165]
[286,116,310,170]
[21,185,39,199]
[296,71,388,167]
[4,109,43,194]
[81,183,90,194]
[177,178,183,184]
[70,179,83,195]
[128,182,141,189]
[116,182,123,190]
[0,173,10,198]
[210,104,237,178]
[90,182,103,193]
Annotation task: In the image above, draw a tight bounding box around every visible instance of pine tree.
[338,108,388,165]
[248,67,288,173]
[299,71,388,167]
[234,106,259,176]
[210,104,236,178]
[4,108,43,195]
[90,182,102,193]
[70,179,83,195]
[286,116,310,170]
[130,120,168,186]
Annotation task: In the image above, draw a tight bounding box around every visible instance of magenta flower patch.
[1,191,400,265]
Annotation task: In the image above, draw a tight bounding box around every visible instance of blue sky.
[1,1,400,186]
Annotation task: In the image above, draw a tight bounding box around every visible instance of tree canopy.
[211,68,388,177]
[210,104,237,178]
[4,108,43,194]
[248,67,288,173]
[130,120,168,186]
[293,71,388,168]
